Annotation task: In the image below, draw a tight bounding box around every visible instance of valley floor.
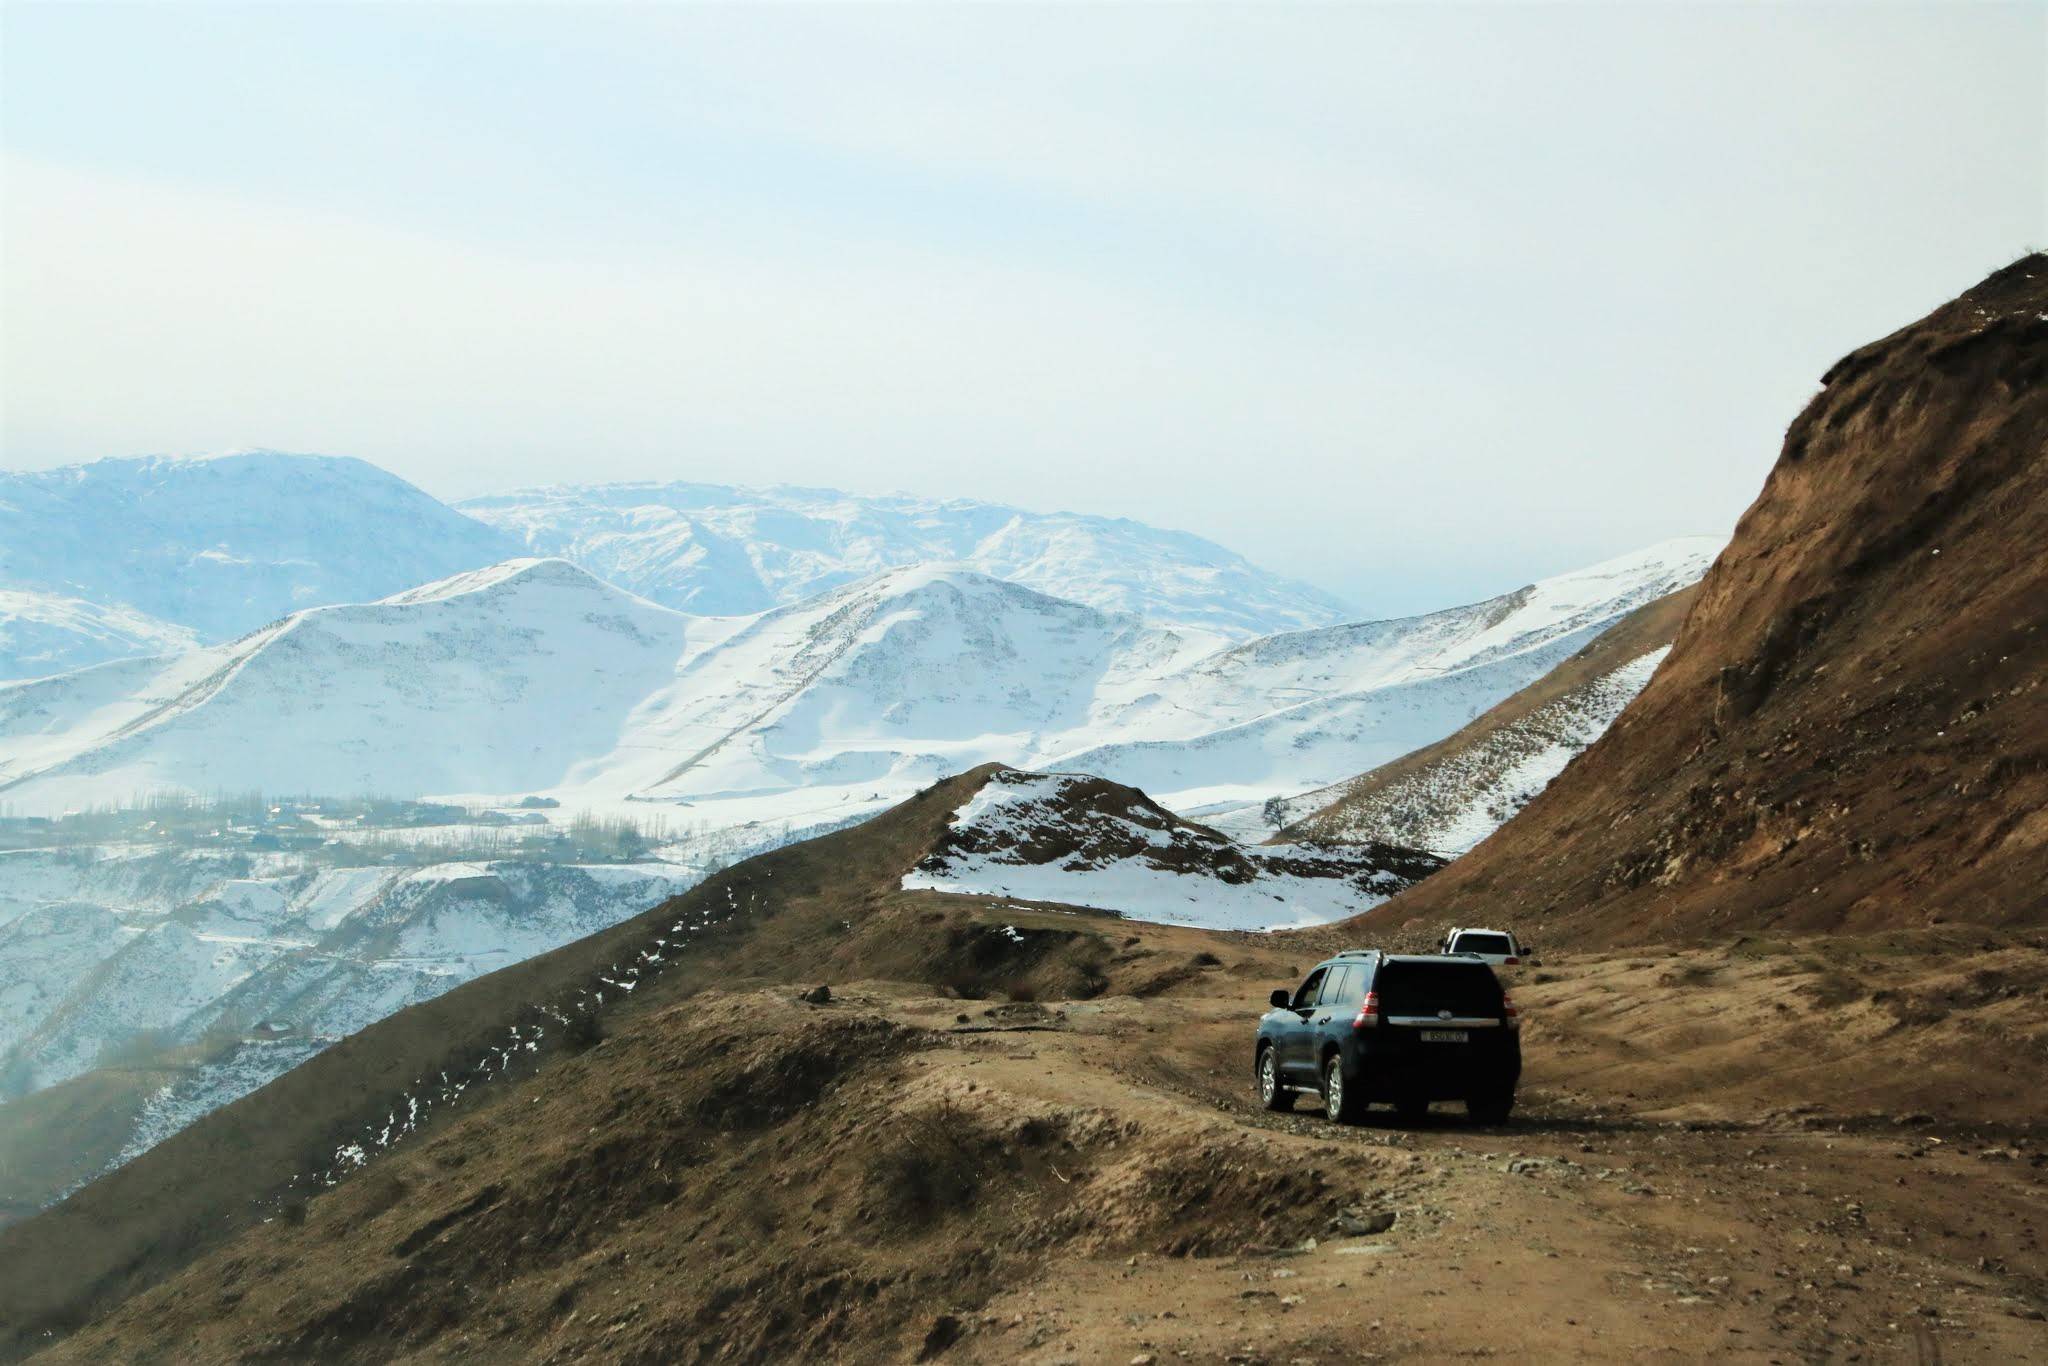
[33,925,2048,1364]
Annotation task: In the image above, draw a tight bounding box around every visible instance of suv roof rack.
[1329,948,1380,959]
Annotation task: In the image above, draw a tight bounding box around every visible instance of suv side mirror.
[1269,989,1290,1009]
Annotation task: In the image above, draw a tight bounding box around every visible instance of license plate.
[1420,1029,1469,1043]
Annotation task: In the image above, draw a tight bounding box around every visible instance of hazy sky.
[3,3,2042,616]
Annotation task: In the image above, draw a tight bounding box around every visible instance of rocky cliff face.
[1368,256,2048,945]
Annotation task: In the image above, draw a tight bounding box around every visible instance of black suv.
[1254,949,1521,1125]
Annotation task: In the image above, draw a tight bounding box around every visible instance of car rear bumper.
[1346,1033,1520,1101]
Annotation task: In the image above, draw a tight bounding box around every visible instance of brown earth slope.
[1363,255,2048,947]
[22,924,2048,1364]
[1272,586,1697,851]
[7,769,2048,1361]
[0,765,1395,1358]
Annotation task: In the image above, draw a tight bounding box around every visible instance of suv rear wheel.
[1257,1045,1292,1112]
[1322,1056,1364,1125]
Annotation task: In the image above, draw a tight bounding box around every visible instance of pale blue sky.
[3,2,2042,615]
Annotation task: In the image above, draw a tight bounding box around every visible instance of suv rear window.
[1452,933,1514,956]
[1374,960,1504,1017]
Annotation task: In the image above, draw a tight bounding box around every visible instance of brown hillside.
[0,765,1345,1358]
[1362,255,2048,946]
[26,923,2048,1364]
[10,761,2048,1361]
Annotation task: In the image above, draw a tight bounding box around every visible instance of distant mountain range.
[0,453,1353,680]
[0,447,1720,1226]
[0,540,1720,820]
[459,480,1353,634]
[0,454,518,677]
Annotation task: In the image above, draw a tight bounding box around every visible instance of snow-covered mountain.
[1044,537,1722,814]
[0,454,1349,680]
[0,843,700,1208]
[458,480,1352,635]
[1264,586,1697,854]
[0,559,714,810]
[595,565,1223,805]
[0,453,522,680]
[0,539,1721,821]
[0,591,199,681]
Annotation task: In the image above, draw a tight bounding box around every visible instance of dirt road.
[27,925,2048,1364]
[930,985,2047,1363]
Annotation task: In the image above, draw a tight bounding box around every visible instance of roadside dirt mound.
[1364,256,2048,946]
[1274,587,1696,853]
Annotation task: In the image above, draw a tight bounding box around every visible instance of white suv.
[1439,927,1530,966]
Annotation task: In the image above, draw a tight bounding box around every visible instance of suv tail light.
[1352,990,1380,1029]
[1504,956,1519,965]
[1502,994,1520,1031]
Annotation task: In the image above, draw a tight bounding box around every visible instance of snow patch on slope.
[0,591,200,683]
[902,769,1440,931]
[0,852,701,1101]
[1285,646,1673,856]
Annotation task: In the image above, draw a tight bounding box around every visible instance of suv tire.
[1468,1090,1514,1125]
[1257,1045,1292,1112]
[1322,1055,1364,1125]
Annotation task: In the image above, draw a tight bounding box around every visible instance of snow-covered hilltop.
[458,480,1354,635]
[904,768,1443,931]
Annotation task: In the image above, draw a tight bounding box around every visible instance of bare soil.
[21,922,2048,1364]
